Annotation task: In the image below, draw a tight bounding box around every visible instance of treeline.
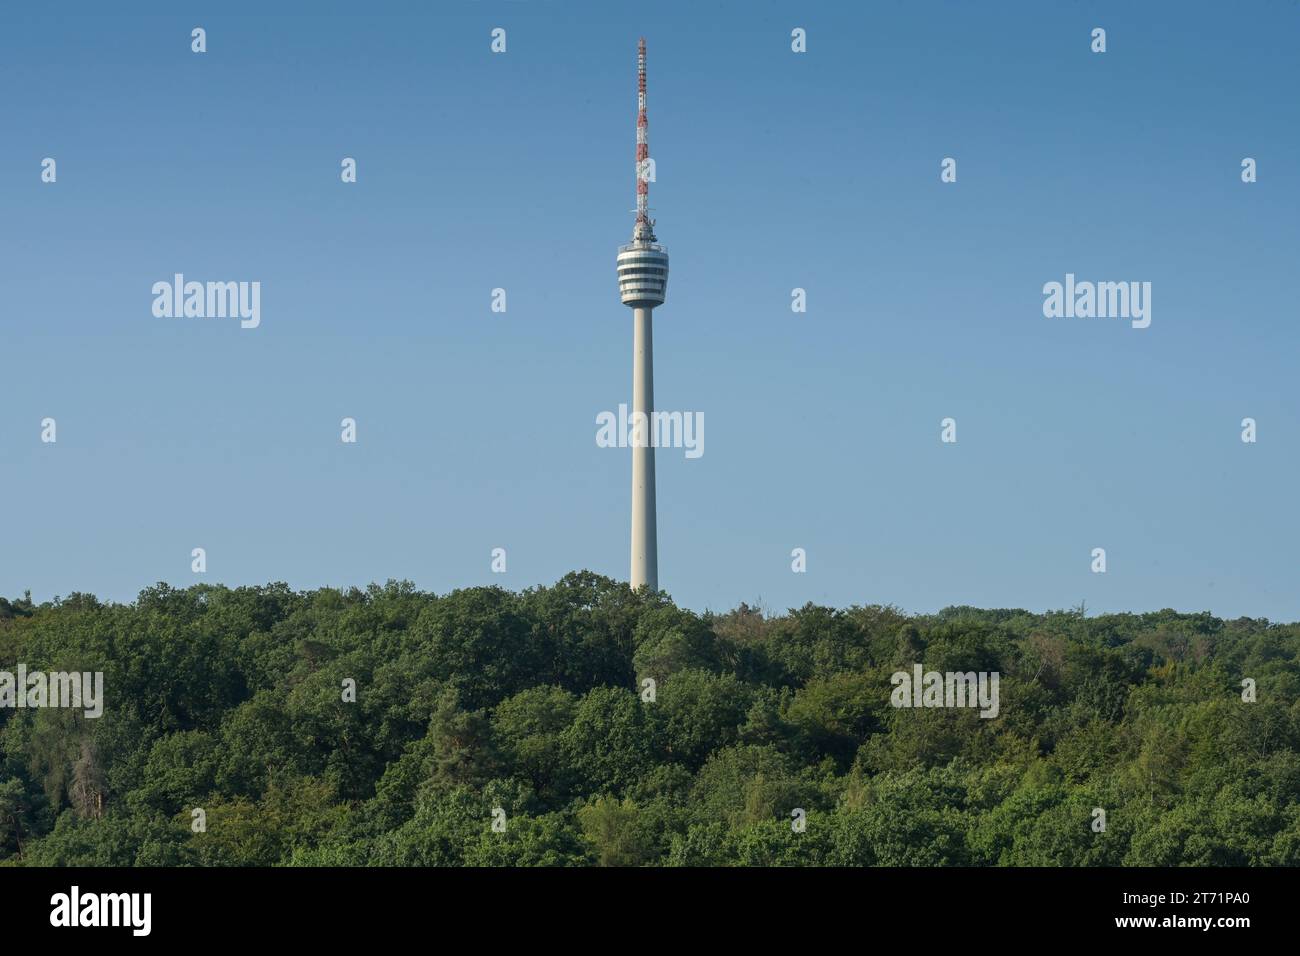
[1,573,1298,866]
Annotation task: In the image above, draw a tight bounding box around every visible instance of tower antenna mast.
[634,37,655,242]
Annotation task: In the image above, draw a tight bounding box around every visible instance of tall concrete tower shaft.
[616,37,668,591]
[630,306,656,590]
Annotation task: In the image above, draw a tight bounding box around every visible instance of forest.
[1,572,1297,866]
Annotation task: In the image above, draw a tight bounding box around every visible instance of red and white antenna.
[634,37,655,242]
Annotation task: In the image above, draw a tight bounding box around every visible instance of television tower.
[616,37,669,592]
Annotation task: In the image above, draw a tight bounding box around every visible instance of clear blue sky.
[2,1,1297,620]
